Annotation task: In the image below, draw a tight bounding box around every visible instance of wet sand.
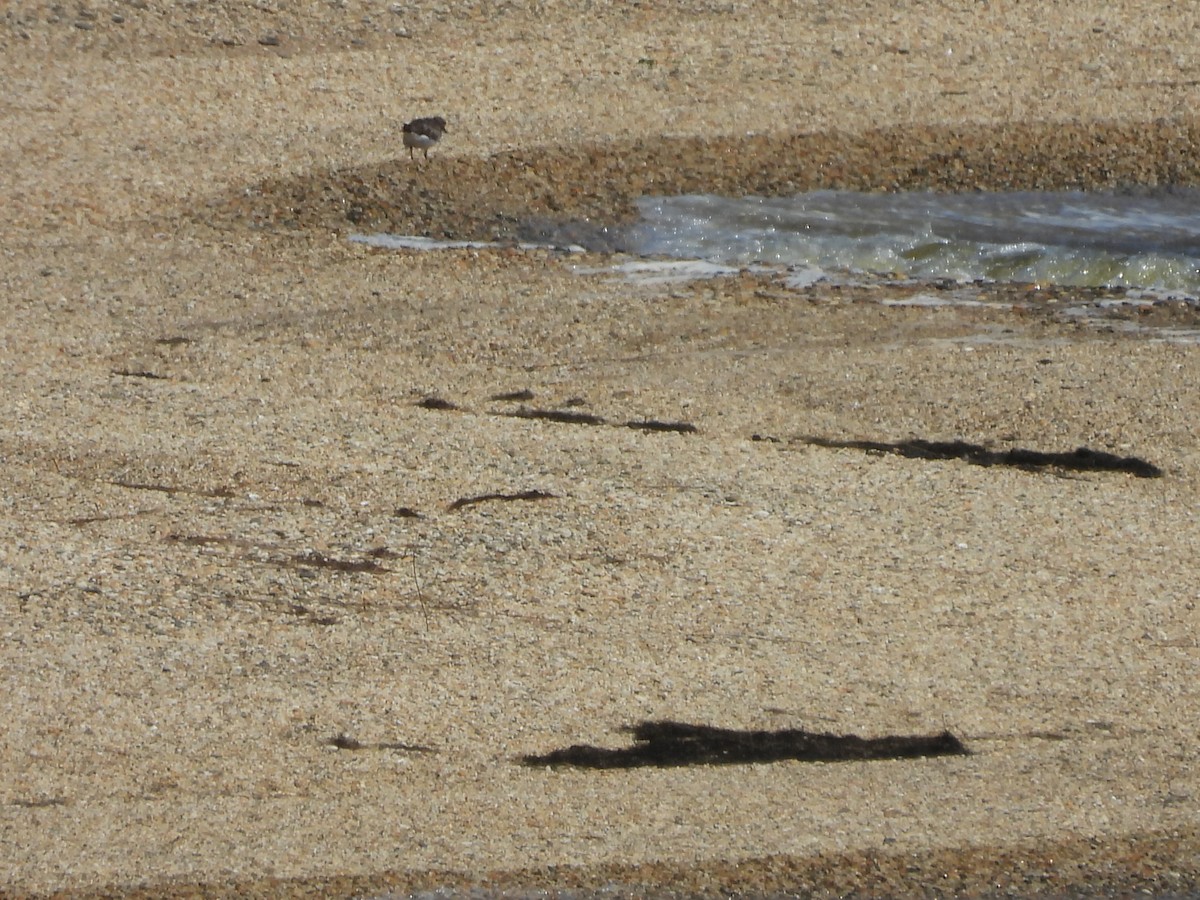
[3,2,1200,897]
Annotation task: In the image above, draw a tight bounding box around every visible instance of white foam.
[783,265,827,289]
[881,293,986,308]
[627,190,1200,298]
[575,259,745,285]
[350,234,585,253]
[351,234,497,251]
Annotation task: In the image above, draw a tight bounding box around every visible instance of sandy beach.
[3,2,1200,896]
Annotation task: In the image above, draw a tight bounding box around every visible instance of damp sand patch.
[202,118,1200,242]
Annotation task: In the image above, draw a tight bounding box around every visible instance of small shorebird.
[402,116,448,161]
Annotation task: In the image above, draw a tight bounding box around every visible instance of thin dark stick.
[410,545,430,628]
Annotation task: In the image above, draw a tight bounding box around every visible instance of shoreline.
[209,119,1200,244]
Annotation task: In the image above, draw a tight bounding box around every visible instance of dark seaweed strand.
[624,419,698,434]
[508,407,607,426]
[802,436,1163,478]
[417,396,458,411]
[489,389,535,402]
[448,489,556,511]
[522,720,969,769]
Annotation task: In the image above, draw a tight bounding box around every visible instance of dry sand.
[3,2,1200,897]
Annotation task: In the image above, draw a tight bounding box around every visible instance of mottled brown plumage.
[402,116,447,160]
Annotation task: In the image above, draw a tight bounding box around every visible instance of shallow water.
[626,189,1200,296]
[354,188,1200,342]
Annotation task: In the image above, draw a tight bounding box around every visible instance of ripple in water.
[626,189,1200,295]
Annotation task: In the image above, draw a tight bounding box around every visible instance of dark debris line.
[489,388,536,402]
[448,489,557,511]
[624,419,699,434]
[522,720,969,769]
[288,550,391,574]
[507,407,607,426]
[325,733,435,754]
[414,390,702,434]
[801,437,1163,478]
[416,396,459,411]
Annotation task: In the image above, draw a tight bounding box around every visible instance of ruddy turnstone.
[402,116,448,160]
